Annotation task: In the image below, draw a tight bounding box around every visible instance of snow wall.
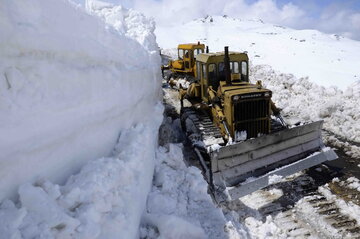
[0,0,161,202]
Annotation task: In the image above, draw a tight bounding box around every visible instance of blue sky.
[268,0,360,17]
[256,0,360,9]
[107,0,360,11]
[88,0,360,40]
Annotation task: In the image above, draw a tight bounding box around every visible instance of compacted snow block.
[0,0,161,201]
[0,116,163,239]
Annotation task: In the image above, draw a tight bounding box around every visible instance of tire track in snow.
[223,166,360,238]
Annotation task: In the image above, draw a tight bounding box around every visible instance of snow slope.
[0,0,161,201]
[250,65,360,156]
[85,0,157,52]
[0,116,162,239]
[157,16,360,89]
[0,0,167,238]
[141,144,247,239]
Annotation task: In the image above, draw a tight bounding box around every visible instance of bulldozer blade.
[209,121,338,202]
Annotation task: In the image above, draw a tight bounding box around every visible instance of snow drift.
[142,144,245,239]
[250,65,360,158]
[0,0,165,238]
[0,0,161,202]
[0,116,162,239]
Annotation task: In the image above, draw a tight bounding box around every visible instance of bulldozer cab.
[176,43,205,73]
[195,51,249,103]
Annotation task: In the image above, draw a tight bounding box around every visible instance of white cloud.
[131,0,306,27]
[92,0,360,40]
[316,8,360,40]
[222,0,306,26]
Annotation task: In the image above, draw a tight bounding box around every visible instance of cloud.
[131,0,306,27]
[222,0,306,26]
[316,6,360,40]
[99,0,360,40]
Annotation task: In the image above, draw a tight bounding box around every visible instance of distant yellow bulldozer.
[162,44,338,202]
[161,42,205,84]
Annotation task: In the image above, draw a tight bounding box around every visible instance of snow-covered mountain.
[157,15,360,89]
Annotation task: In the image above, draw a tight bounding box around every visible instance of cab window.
[241,61,248,81]
[202,64,208,98]
[219,61,239,81]
[202,64,207,79]
[241,61,247,75]
[208,64,219,90]
[218,62,225,81]
[196,62,201,79]
[178,49,184,60]
[184,50,190,58]
[230,62,239,73]
[194,48,204,57]
[184,50,191,68]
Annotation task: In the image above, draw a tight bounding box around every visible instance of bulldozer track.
[180,107,224,147]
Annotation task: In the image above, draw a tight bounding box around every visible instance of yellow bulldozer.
[162,44,338,202]
[161,42,206,85]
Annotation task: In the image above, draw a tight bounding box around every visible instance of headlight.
[264,92,270,97]
[233,95,240,101]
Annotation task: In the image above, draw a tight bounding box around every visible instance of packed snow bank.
[141,144,247,239]
[157,16,360,89]
[250,65,360,153]
[0,111,162,239]
[0,0,161,201]
[85,0,157,52]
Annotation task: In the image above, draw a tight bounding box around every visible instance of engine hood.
[219,82,272,100]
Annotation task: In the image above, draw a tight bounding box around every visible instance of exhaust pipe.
[224,46,231,85]
[206,46,209,53]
